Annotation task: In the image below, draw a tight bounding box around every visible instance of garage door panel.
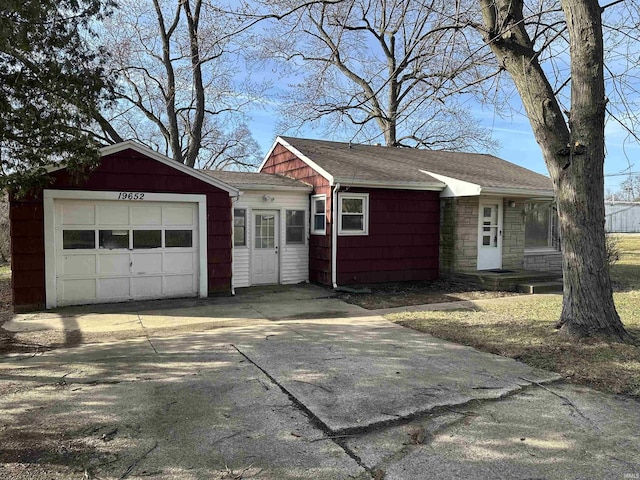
[164,275,195,294]
[131,205,162,225]
[164,252,195,273]
[132,253,163,274]
[98,278,130,299]
[59,255,96,276]
[131,276,163,297]
[98,254,131,275]
[97,205,129,225]
[60,279,97,303]
[163,206,195,226]
[61,204,95,225]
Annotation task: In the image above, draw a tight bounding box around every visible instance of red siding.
[262,144,332,284]
[337,188,439,285]
[262,143,441,286]
[10,149,232,310]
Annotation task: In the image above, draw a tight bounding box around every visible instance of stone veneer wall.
[524,251,563,272]
[501,198,526,269]
[440,197,479,273]
[441,196,560,274]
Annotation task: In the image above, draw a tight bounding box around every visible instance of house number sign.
[117,192,145,200]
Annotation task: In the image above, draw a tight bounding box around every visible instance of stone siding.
[501,198,526,269]
[440,197,479,273]
[441,196,559,274]
[524,251,563,272]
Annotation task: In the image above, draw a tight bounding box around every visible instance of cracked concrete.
[1,285,639,479]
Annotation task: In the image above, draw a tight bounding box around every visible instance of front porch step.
[516,281,563,294]
[451,270,562,291]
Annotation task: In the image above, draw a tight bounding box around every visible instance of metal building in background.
[605,202,640,232]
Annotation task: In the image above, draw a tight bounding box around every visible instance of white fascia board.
[334,177,445,191]
[259,137,335,186]
[421,171,482,197]
[481,187,555,198]
[47,140,240,197]
[101,141,239,196]
[258,138,281,171]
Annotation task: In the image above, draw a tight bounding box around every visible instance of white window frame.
[233,208,248,248]
[338,192,369,236]
[285,209,306,245]
[311,194,327,235]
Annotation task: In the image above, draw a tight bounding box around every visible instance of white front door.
[477,201,503,270]
[252,211,279,284]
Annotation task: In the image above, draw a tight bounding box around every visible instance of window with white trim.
[524,201,559,249]
[338,193,369,235]
[286,210,305,244]
[311,195,326,235]
[234,208,247,247]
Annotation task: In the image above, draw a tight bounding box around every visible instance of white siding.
[232,190,309,288]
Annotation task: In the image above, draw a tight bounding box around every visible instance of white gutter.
[334,178,445,191]
[331,182,340,289]
[230,194,243,296]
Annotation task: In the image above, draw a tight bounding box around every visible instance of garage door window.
[99,230,129,249]
[133,230,162,249]
[63,230,95,249]
[165,230,192,247]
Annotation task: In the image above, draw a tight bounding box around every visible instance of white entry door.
[477,201,503,270]
[252,211,279,284]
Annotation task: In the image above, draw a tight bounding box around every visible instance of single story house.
[260,137,560,287]
[9,137,560,311]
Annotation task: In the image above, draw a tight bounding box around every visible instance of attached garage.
[45,192,205,307]
[10,141,238,311]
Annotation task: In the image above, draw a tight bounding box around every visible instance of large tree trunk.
[479,0,632,342]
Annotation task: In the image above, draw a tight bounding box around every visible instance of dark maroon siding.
[336,188,440,285]
[262,143,441,286]
[10,148,232,310]
[261,144,332,285]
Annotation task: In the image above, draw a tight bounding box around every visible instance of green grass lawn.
[387,234,640,398]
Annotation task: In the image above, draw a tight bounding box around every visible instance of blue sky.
[238,1,640,196]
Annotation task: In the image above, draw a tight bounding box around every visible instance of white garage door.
[54,199,199,306]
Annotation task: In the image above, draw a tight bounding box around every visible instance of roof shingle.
[280,136,553,193]
[201,170,311,190]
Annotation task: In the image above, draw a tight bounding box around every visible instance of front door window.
[255,214,275,249]
[481,205,499,248]
[477,201,503,270]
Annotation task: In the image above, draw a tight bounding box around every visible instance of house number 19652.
[117,192,145,200]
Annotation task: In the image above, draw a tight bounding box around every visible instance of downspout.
[230,193,242,296]
[332,183,340,289]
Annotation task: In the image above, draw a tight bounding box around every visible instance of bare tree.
[618,175,640,201]
[97,0,264,169]
[476,0,635,341]
[257,0,498,150]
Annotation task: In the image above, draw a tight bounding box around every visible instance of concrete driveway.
[1,285,639,479]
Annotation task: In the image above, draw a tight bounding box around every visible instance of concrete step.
[516,281,563,294]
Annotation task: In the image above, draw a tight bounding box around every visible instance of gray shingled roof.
[280,136,553,193]
[201,170,311,190]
